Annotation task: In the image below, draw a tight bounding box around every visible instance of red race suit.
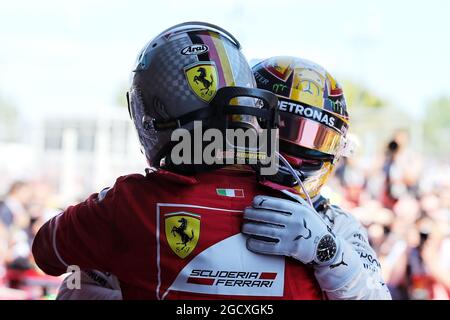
[32,167,322,300]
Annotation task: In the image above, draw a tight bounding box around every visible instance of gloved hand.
[242,195,341,266]
[242,194,363,291]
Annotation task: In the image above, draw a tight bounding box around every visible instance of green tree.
[342,80,386,109]
[340,81,412,157]
[0,94,19,142]
[114,84,128,108]
[423,97,450,156]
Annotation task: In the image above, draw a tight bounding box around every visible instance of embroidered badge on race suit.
[184,62,218,102]
[157,203,285,299]
[216,188,245,198]
[165,212,200,259]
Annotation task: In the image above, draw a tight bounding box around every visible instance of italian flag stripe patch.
[216,188,244,198]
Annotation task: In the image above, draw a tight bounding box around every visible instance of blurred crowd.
[0,180,61,299]
[327,131,450,300]
[0,131,449,299]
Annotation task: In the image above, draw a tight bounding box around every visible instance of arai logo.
[181,44,209,55]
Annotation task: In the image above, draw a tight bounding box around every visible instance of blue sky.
[0,0,449,119]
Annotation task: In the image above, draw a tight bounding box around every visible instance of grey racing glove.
[242,194,362,292]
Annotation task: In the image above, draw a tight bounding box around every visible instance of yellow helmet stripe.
[210,32,235,86]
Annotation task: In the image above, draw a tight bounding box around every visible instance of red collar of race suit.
[146,168,199,185]
[145,166,299,194]
[145,166,329,211]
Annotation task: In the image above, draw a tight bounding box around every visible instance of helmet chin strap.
[276,151,316,210]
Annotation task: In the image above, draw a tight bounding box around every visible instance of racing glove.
[242,194,362,292]
[314,201,392,299]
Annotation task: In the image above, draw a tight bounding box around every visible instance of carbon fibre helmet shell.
[129,22,262,168]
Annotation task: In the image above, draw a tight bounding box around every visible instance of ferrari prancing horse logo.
[164,212,200,259]
[184,62,218,102]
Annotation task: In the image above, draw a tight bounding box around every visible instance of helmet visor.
[280,113,344,156]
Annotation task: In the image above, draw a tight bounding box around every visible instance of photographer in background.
[381,131,422,209]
